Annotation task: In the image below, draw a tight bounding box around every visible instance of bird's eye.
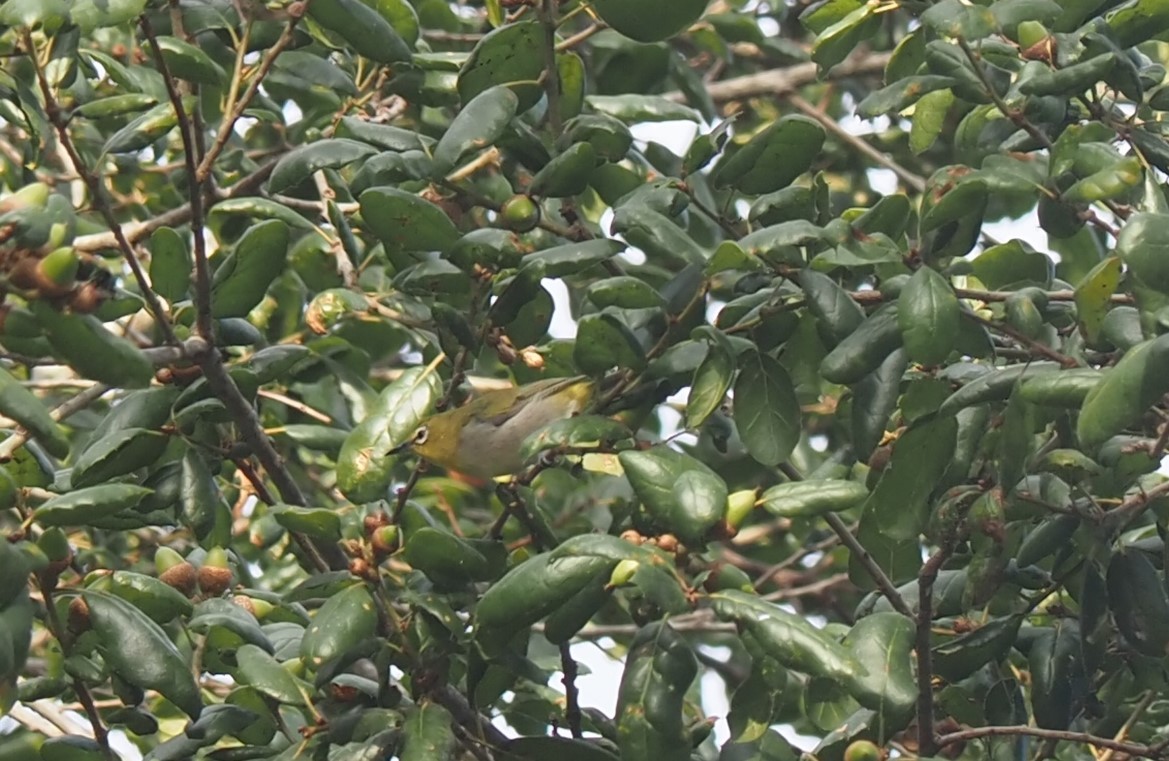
[413,426,429,445]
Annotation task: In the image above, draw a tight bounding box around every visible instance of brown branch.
[779,462,912,617]
[559,641,584,738]
[936,725,1168,759]
[964,310,1079,367]
[538,0,563,133]
[139,15,213,339]
[787,93,926,192]
[667,50,892,103]
[916,549,950,757]
[72,161,276,253]
[195,346,342,572]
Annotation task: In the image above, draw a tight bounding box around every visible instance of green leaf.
[210,197,315,230]
[686,338,734,429]
[149,226,191,302]
[713,116,826,194]
[1028,619,1081,729]
[307,0,412,63]
[758,480,869,518]
[909,89,955,154]
[147,35,225,85]
[589,0,708,42]
[268,139,377,195]
[433,85,518,174]
[403,527,492,587]
[971,239,1053,289]
[614,622,696,760]
[619,445,728,544]
[210,219,290,318]
[31,304,154,388]
[522,239,625,277]
[271,505,343,542]
[812,3,882,70]
[1118,212,1169,290]
[733,350,801,466]
[799,270,864,345]
[400,703,459,761]
[476,535,634,650]
[898,267,960,366]
[359,186,461,253]
[820,306,904,386]
[300,583,377,669]
[587,276,666,310]
[106,570,193,624]
[84,589,202,717]
[1108,0,1169,47]
[574,312,646,375]
[585,94,701,123]
[842,613,918,721]
[530,142,598,198]
[102,98,194,154]
[1107,549,1169,658]
[235,644,307,705]
[68,0,146,29]
[457,22,544,111]
[0,366,69,458]
[71,428,166,488]
[1080,335,1169,447]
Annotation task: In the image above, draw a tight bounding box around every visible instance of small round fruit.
[844,740,882,761]
[500,194,541,233]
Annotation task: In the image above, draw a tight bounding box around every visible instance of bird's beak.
[388,439,413,457]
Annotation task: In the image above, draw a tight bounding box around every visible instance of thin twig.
[666,50,892,103]
[936,725,1168,759]
[0,383,110,461]
[778,462,913,617]
[559,641,584,738]
[38,580,113,757]
[140,15,213,339]
[195,7,307,183]
[787,93,926,192]
[24,30,179,348]
[73,161,276,252]
[555,22,606,51]
[538,0,563,133]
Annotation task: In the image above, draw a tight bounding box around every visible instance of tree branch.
[936,725,1169,759]
[667,50,892,103]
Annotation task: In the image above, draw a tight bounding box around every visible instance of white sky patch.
[631,121,700,157]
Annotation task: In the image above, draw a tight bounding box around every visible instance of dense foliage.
[2,0,1169,760]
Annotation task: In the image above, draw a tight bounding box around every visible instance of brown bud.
[619,529,645,545]
[198,565,233,596]
[656,534,679,553]
[349,557,371,578]
[160,561,198,597]
[68,282,105,313]
[67,596,91,633]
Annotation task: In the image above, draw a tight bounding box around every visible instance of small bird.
[399,376,596,480]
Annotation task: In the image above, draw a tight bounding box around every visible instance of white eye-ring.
[413,426,429,445]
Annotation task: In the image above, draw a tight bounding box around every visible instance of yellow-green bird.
[400,375,596,480]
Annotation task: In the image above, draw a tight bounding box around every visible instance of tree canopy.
[2,0,1169,760]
